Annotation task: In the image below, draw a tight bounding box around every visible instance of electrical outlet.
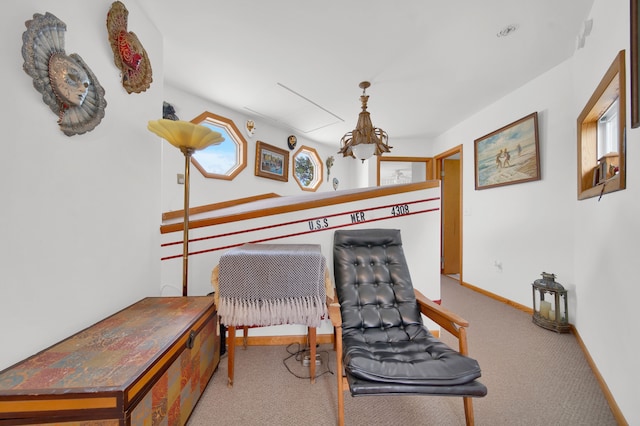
[302,354,321,366]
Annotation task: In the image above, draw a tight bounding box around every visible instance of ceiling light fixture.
[338,81,391,163]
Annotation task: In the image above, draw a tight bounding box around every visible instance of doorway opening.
[434,145,463,283]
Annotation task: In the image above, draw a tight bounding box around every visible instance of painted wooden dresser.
[0,296,220,425]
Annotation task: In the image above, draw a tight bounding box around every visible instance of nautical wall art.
[106,1,153,94]
[474,112,540,190]
[22,12,107,136]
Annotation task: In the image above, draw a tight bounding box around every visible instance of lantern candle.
[540,300,552,319]
[532,272,570,333]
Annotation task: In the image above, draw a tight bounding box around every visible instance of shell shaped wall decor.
[21,12,107,136]
[106,1,152,94]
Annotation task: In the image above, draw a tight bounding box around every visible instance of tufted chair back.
[333,228,483,387]
[333,228,429,344]
[330,228,486,426]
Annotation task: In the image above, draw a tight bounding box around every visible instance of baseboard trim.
[230,332,440,345]
[460,280,532,314]
[570,325,628,426]
[231,333,334,347]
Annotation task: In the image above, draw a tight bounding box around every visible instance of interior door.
[442,158,460,275]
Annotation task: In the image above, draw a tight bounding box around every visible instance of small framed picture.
[592,164,601,187]
[255,140,289,182]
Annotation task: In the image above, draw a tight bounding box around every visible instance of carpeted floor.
[188,275,617,425]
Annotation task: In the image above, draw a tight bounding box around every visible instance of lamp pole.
[181,147,195,296]
[148,119,223,297]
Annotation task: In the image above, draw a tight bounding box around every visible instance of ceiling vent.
[244,83,344,133]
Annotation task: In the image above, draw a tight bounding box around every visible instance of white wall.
[433,62,576,307]
[0,0,163,370]
[429,0,638,423]
[572,1,640,423]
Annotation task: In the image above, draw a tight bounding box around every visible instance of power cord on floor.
[282,342,334,380]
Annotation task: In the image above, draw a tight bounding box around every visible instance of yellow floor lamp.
[148,119,224,296]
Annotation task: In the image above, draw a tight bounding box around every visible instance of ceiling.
[137,0,595,148]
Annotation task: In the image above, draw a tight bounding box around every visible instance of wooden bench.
[0,297,220,425]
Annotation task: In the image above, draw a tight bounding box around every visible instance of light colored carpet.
[188,276,617,425]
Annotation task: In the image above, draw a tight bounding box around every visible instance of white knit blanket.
[217,244,328,327]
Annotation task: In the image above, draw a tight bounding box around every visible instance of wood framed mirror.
[376,156,433,186]
[577,50,626,200]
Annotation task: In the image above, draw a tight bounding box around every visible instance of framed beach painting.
[474,112,540,190]
[255,140,289,182]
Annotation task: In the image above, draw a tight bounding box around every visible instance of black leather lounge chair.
[329,229,487,426]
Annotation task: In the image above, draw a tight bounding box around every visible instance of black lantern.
[532,272,570,333]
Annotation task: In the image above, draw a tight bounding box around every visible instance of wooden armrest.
[415,289,469,337]
[327,296,342,327]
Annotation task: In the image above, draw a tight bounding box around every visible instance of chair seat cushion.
[343,334,482,386]
[346,371,488,397]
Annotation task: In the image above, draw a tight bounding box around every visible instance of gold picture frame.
[632,0,640,127]
[255,141,289,182]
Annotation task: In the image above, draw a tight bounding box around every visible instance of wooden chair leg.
[463,396,474,426]
[332,326,337,350]
[242,326,248,349]
[460,330,476,425]
[309,326,316,384]
[335,326,344,426]
[227,326,236,387]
